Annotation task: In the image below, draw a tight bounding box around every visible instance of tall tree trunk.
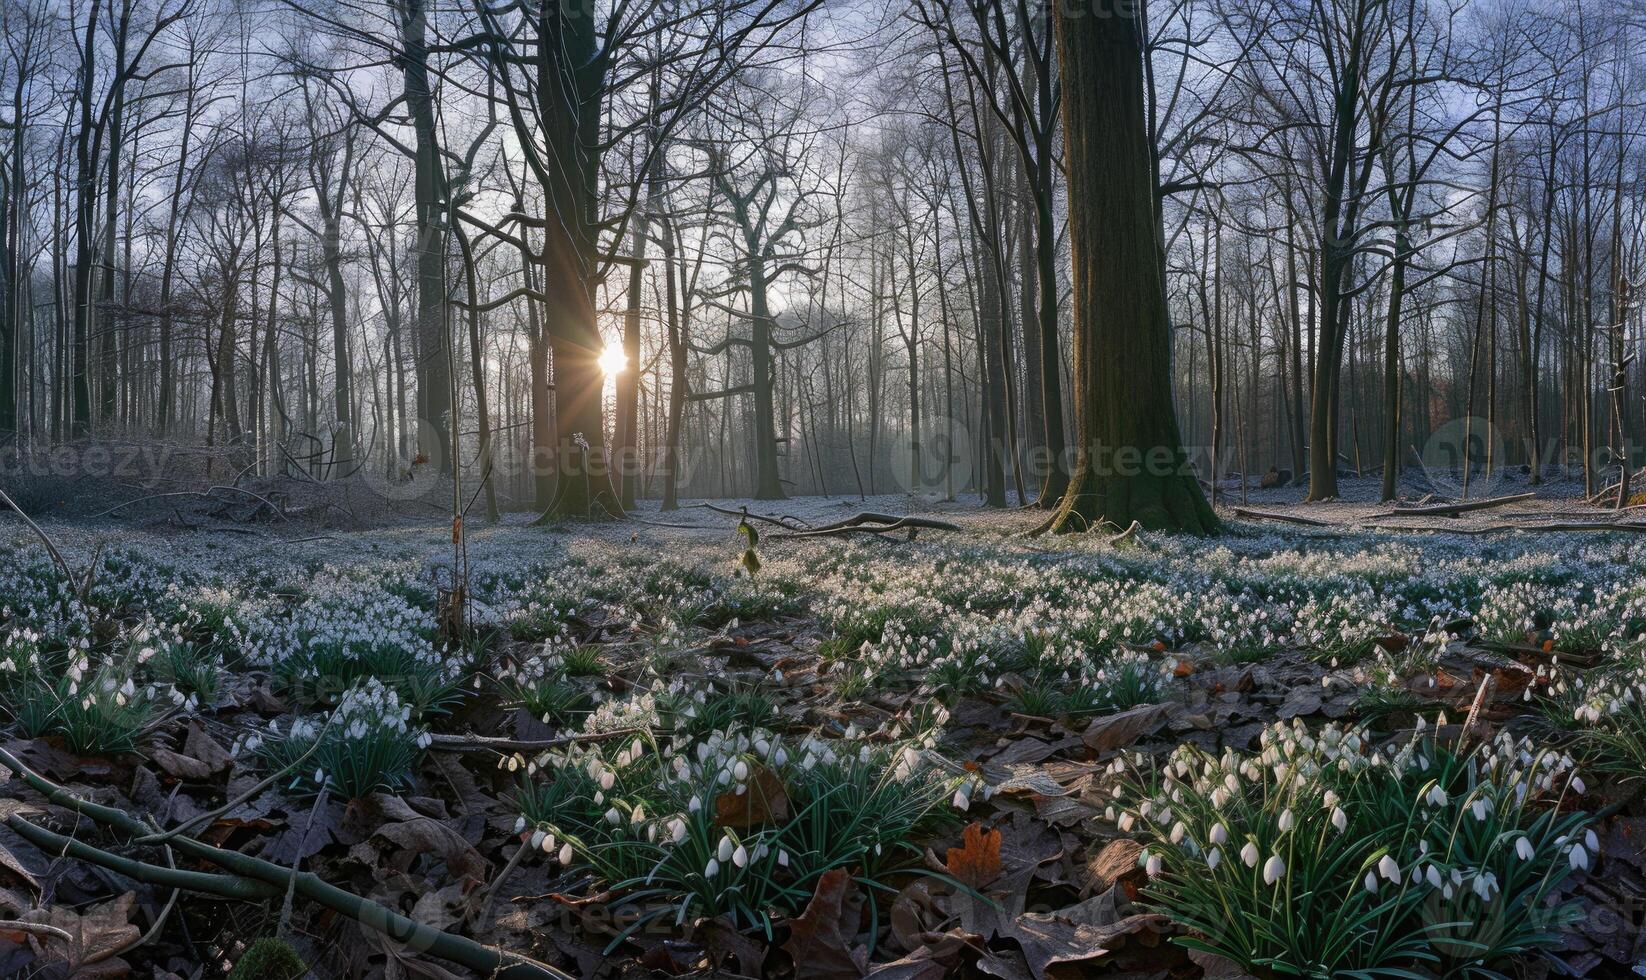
[70,0,102,438]
[1048,0,1215,534]
[397,0,451,473]
[531,1,620,518]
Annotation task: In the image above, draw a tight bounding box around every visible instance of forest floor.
[2,482,1645,979]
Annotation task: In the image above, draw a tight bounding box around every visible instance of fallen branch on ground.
[0,746,575,980]
[0,919,74,942]
[428,727,643,754]
[1231,507,1333,527]
[1388,492,1536,516]
[87,486,290,522]
[771,512,963,539]
[1364,520,1646,535]
[691,502,812,530]
[0,488,73,580]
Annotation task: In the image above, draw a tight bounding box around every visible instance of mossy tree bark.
[1048,0,1216,535]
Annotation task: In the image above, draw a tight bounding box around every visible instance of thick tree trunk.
[397,0,451,474]
[1030,141,1068,506]
[319,140,354,478]
[530,2,620,519]
[70,0,101,438]
[1048,0,1214,535]
[746,252,785,500]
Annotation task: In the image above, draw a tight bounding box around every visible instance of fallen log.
[1231,507,1334,527]
[1388,492,1536,517]
[1364,520,1646,535]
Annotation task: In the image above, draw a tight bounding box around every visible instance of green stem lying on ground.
[0,746,574,980]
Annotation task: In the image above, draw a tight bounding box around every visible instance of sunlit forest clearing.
[5,0,1646,976]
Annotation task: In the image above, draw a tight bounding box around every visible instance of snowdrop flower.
[1515,836,1535,861]
[1277,808,1295,832]
[704,857,720,879]
[1364,871,1378,894]
[1262,855,1285,885]
[732,844,749,868]
[1378,855,1401,881]
[1570,844,1589,871]
[1331,807,1347,832]
[1206,848,1222,870]
[558,842,573,865]
[1145,852,1164,876]
[718,836,735,862]
[1209,823,1228,845]
[1240,842,1260,868]
[953,787,970,811]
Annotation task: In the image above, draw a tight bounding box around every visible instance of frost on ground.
[1,499,1644,978]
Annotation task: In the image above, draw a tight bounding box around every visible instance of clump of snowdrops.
[241,677,430,800]
[1107,719,1592,976]
[511,725,971,939]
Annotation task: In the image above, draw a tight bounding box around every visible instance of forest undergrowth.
[1,507,1644,979]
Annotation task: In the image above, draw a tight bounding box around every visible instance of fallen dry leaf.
[946,822,1003,890]
[1001,889,1170,980]
[689,915,766,975]
[714,762,790,829]
[182,722,234,774]
[151,747,214,781]
[1081,703,1171,754]
[783,868,867,980]
[864,930,983,980]
[25,891,140,979]
[374,813,490,886]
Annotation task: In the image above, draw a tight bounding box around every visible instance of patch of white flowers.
[1106,718,1594,975]
[238,677,429,799]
